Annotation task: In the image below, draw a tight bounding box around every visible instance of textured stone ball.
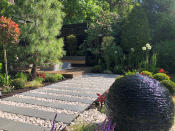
[105,75,174,131]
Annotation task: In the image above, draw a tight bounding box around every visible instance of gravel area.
[66,109,106,131]
[0,100,77,115]
[42,87,96,94]
[0,111,66,129]
[14,94,89,107]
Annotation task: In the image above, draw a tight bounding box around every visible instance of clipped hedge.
[141,71,153,78]
[161,80,175,95]
[153,73,169,81]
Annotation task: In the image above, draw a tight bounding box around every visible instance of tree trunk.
[31,63,37,78]
[3,45,8,86]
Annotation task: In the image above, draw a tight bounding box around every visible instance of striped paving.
[0,73,117,131]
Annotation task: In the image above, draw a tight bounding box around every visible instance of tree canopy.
[13,0,65,77]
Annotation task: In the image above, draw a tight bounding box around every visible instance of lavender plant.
[95,118,116,131]
[50,114,62,131]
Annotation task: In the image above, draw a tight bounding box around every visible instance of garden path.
[0,73,117,131]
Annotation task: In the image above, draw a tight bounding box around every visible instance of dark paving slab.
[0,103,76,124]
[3,97,86,112]
[0,118,50,131]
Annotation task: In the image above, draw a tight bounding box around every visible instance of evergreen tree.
[121,5,151,52]
[13,0,65,77]
[142,0,175,42]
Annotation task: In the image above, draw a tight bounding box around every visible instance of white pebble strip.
[14,94,88,107]
[31,90,96,101]
[0,111,66,129]
[42,87,96,94]
[0,100,77,115]
[51,85,105,91]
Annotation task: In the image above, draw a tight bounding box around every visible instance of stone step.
[21,92,94,104]
[36,88,97,98]
[0,103,76,124]
[0,118,50,131]
[3,97,87,112]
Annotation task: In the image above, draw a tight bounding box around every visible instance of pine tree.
[14,0,65,77]
[121,5,151,52]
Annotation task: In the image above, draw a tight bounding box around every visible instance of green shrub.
[121,5,151,52]
[160,80,175,95]
[66,34,78,56]
[2,87,13,94]
[11,78,25,89]
[104,70,112,74]
[44,74,63,82]
[71,122,97,131]
[0,73,11,87]
[34,77,43,83]
[25,80,43,88]
[15,72,28,82]
[157,40,175,73]
[125,70,137,76]
[141,71,153,78]
[113,65,124,74]
[91,65,103,73]
[153,73,169,81]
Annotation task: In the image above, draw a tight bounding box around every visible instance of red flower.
[159,68,165,73]
[141,72,145,75]
[97,93,106,103]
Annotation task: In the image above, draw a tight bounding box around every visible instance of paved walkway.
[0,73,117,131]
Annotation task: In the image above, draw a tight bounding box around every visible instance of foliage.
[71,122,97,131]
[11,78,25,89]
[142,0,175,42]
[150,53,157,73]
[91,65,103,73]
[61,0,103,24]
[0,63,2,73]
[141,71,153,78]
[0,73,11,87]
[0,0,12,17]
[103,70,112,74]
[34,77,44,83]
[115,75,124,80]
[121,5,151,52]
[66,34,78,56]
[0,16,20,44]
[25,80,43,88]
[86,10,119,60]
[13,0,65,77]
[113,65,124,74]
[15,72,28,82]
[157,40,175,73]
[125,70,137,76]
[101,36,124,70]
[44,74,63,82]
[37,72,45,80]
[2,86,13,94]
[160,80,175,95]
[153,73,170,81]
[0,16,20,86]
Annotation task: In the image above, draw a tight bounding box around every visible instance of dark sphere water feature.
[105,75,174,131]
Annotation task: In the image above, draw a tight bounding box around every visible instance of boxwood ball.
[105,75,174,131]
